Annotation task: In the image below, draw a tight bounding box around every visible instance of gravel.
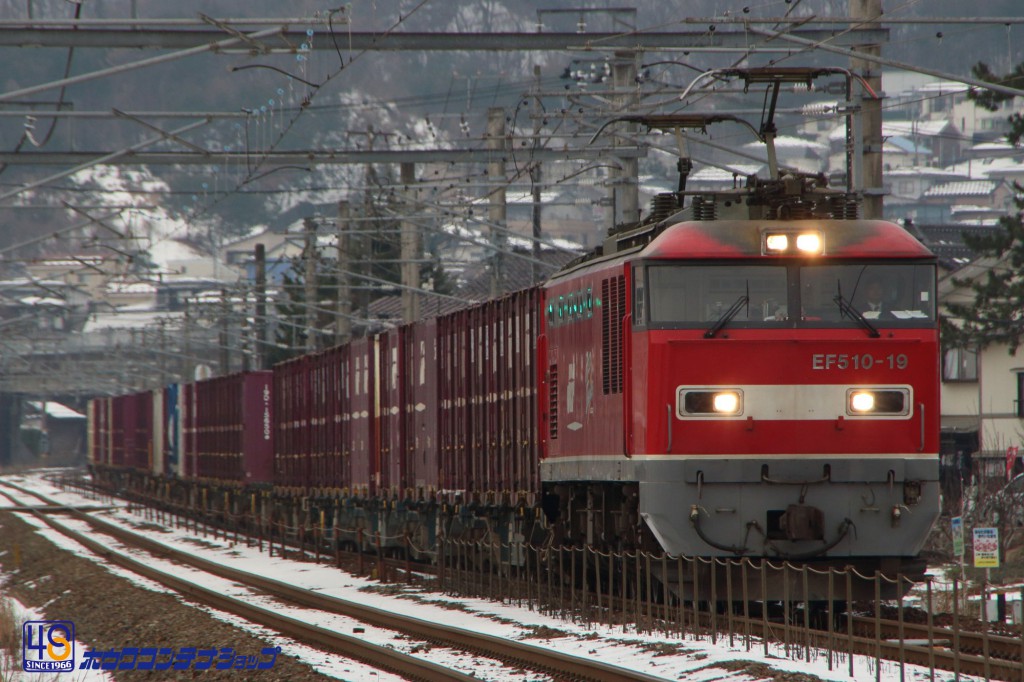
[0,511,337,681]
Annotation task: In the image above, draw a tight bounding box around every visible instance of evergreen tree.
[942,192,1024,353]
[944,62,1024,352]
[269,181,458,362]
[967,62,1024,144]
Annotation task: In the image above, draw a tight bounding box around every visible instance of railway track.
[12,475,1024,681]
[0,479,674,682]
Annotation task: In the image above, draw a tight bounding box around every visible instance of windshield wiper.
[831,280,880,335]
[705,285,749,339]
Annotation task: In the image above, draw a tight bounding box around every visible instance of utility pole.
[487,107,507,298]
[611,51,640,229]
[219,289,230,374]
[182,298,191,381]
[531,65,543,284]
[336,200,352,344]
[303,217,318,353]
[851,0,884,219]
[254,243,267,368]
[400,162,420,323]
[362,128,377,323]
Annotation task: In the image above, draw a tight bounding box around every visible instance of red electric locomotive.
[539,73,939,598]
[86,68,939,602]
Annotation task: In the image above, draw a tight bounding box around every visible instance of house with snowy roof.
[741,136,826,174]
[23,401,86,464]
[920,179,1012,223]
[686,164,766,192]
[882,166,970,222]
[828,120,964,173]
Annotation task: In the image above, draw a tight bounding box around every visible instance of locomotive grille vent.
[601,275,626,395]
[548,363,559,440]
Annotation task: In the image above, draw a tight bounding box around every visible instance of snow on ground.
[0,472,986,682]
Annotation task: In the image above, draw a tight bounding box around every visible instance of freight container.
[185,371,274,484]
[274,356,311,490]
[407,319,439,498]
[378,327,406,497]
[162,383,183,478]
[348,336,376,496]
[110,393,136,468]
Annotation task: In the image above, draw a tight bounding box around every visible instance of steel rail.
[0,481,674,682]
[0,486,478,682]
[30,477,1024,680]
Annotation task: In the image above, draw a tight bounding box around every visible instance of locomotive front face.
[635,222,940,562]
[541,220,941,567]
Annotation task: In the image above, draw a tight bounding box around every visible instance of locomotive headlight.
[680,389,744,416]
[762,231,824,255]
[765,234,789,252]
[846,388,910,416]
[713,391,741,414]
[796,232,822,254]
[849,391,875,412]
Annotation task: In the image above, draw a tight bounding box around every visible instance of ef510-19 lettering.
[812,353,908,370]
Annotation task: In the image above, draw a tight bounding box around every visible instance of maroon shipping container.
[129,390,154,472]
[182,383,196,479]
[434,287,541,501]
[517,288,541,496]
[274,355,311,490]
[314,345,348,492]
[438,308,470,495]
[185,371,274,484]
[87,397,111,467]
[273,345,351,493]
[109,393,136,468]
[407,319,439,497]
[348,337,376,496]
[378,327,406,497]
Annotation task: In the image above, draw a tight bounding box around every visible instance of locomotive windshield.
[647,265,787,324]
[799,263,935,323]
[641,262,935,329]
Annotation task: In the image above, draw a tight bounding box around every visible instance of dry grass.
[0,595,21,682]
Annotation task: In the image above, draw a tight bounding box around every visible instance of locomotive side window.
[633,271,646,326]
[647,265,788,326]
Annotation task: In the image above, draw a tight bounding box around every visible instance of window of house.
[1018,373,1024,418]
[943,347,978,382]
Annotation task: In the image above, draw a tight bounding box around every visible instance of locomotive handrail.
[918,402,925,452]
[760,471,830,486]
[621,312,633,457]
[688,504,749,555]
[666,403,673,453]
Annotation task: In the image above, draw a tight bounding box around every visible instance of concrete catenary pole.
[400,162,420,323]
[254,243,267,368]
[487,107,507,298]
[219,289,230,373]
[611,51,640,228]
[851,0,884,219]
[531,65,543,284]
[303,217,317,353]
[336,200,352,344]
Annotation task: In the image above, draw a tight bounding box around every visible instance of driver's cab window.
[647,264,787,325]
[800,264,934,322]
